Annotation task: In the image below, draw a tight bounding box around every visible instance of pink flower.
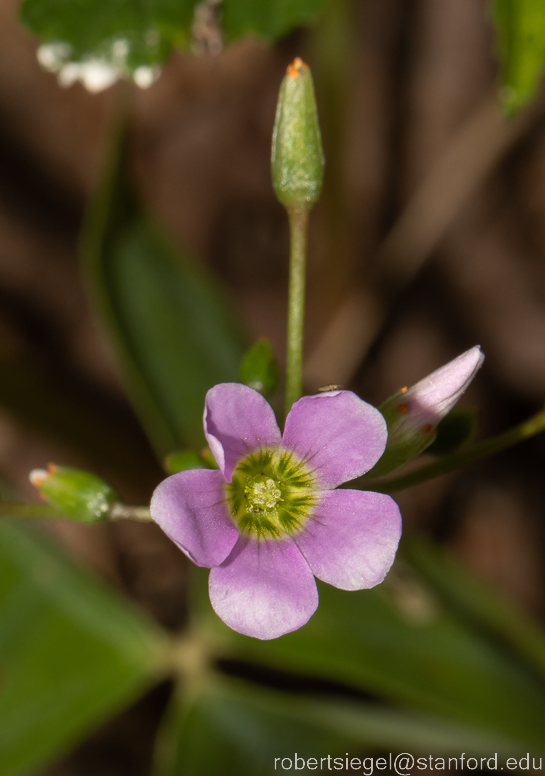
[150,384,401,640]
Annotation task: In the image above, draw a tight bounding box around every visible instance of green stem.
[0,501,152,522]
[285,206,310,416]
[362,406,545,494]
[110,504,152,521]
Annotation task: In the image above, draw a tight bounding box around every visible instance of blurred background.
[2,0,545,773]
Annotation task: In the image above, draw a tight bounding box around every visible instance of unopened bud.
[271,58,324,209]
[29,464,118,522]
[368,346,485,478]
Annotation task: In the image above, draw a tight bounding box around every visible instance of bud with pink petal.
[368,346,485,478]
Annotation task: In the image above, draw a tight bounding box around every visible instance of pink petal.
[204,383,282,482]
[295,489,401,590]
[150,469,238,568]
[394,345,485,429]
[209,537,318,639]
[282,391,387,488]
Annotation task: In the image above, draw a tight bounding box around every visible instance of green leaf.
[405,536,545,683]
[222,0,328,43]
[83,127,247,458]
[163,449,209,474]
[239,338,279,396]
[20,0,328,77]
[153,678,529,776]
[0,520,168,776]
[493,0,545,115]
[153,680,348,776]
[197,557,545,751]
[20,0,198,73]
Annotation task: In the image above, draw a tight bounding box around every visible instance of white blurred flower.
[36,39,161,93]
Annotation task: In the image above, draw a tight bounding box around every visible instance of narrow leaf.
[83,125,247,457]
[493,0,545,114]
[153,678,528,776]
[196,557,545,751]
[0,520,168,776]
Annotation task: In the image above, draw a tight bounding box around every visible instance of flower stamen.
[227,448,317,540]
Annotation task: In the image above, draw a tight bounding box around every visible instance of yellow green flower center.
[227,448,317,540]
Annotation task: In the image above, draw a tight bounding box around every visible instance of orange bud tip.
[287,58,308,79]
[397,403,409,414]
[47,462,59,473]
[399,386,408,392]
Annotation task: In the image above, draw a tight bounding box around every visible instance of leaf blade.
[0,520,168,776]
[83,126,247,457]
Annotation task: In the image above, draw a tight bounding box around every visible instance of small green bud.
[29,464,118,522]
[239,338,279,396]
[164,450,208,474]
[271,58,325,209]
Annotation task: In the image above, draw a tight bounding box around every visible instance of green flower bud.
[239,338,279,396]
[29,464,118,522]
[271,58,325,209]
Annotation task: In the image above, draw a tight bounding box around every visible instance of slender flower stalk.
[285,206,310,414]
[12,405,545,523]
[271,58,324,414]
[361,403,545,494]
[0,499,152,522]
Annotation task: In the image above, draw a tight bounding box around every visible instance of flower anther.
[150,383,402,640]
[229,448,316,539]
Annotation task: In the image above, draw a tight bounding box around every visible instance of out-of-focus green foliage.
[0,520,167,776]
[190,538,545,754]
[20,0,196,72]
[427,408,477,456]
[406,536,545,682]
[83,127,246,458]
[493,0,545,114]
[153,679,522,776]
[164,449,209,474]
[19,0,329,75]
[153,681,351,776]
[239,338,279,396]
[222,0,329,43]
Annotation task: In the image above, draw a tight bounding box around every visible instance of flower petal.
[209,537,318,639]
[282,391,387,488]
[295,489,401,590]
[150,469,238,568]
[204,383,282,482]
